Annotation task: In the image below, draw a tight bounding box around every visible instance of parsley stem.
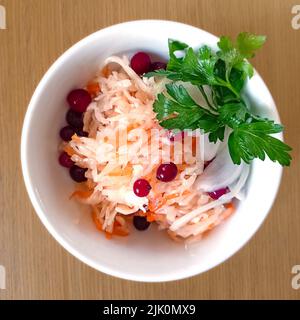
[225,68,231,84]
[227,83,240,98]
[217,78,240,99]
[197,85,217,111]
[211,88,219,107]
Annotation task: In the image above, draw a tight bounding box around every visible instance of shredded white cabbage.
[66,56,248,242]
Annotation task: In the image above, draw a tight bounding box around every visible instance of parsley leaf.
[180,47,217,85]
[237,32,267,58]
[213,60,245,105]
[208,126,226,143]
[154,84,226,141]
[148,33,292,166]
[219,102,248,126]
[153,84,208,130]
[217,32,266,79]
[228,122,292,166]
[165,83,197,106]
[167,39,188,72]
[145,42,219,86]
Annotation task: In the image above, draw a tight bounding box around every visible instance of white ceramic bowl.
[21,20,283,282]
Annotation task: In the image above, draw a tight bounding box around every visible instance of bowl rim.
[20,19,283,282]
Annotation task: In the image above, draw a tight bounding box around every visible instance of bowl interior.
[21,20,282,282]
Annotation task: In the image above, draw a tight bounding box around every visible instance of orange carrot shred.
[63,145,76,157]
[92,208,129,238]
[70,190,93,200]
[105,232,112,240]
[222,202,235,219]
[101,65,110,78]
[113,227,129,237]
[71,134,81,142]
[109,166,133,176]
[224,202,235,210]
[135,210,146,217]
[146,213,156,222]
[86,82,100,98]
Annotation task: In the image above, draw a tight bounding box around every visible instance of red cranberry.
[150,61,167,71]
[130,52,151,75]
[59,125,76,141]
[66,109,83,128]
[156,162,178,182]
[58,152,74,168]
[208,187,230,200]
[133,179,151,197]
[133,216,150,231]
[69,165,87,182]
[204,158,215,170]
[76,129,88,137]
[67,89,91,113]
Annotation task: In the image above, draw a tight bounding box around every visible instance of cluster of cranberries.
[130,51,166,75]
[57,52,228,232]
[129,52,230,229]
[130,52,169,231]
[58,88,92,182]
[133,162,178,198]
[132,162,178,231]
[130,52,176,200]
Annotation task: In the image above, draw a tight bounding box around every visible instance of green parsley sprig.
[145,33,292,166]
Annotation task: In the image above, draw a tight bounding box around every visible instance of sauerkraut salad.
[58,34,291,243]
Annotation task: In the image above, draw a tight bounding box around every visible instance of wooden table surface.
[0,0,300,300]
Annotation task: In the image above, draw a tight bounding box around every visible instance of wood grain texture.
[0,0,300,300]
